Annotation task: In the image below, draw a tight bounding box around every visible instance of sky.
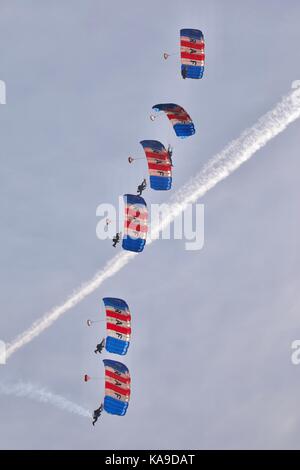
[0,0,300,450]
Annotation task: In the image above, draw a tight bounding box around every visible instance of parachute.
[180,29,205,79]
[139,140,172,191]
[103,359,131,416]
[122,194,148,253]
[102,298,131,355]
[151,103,195,138]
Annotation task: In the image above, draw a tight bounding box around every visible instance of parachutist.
[92,403,103,426]
[137,179,147,196]
[181,65,187,79]
[167,145,174,166]
[94,339,105,354]
[112,232,121,247]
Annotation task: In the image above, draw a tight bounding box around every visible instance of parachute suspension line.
[86,319,105,326]
[84,375,104,382]
[128,156,144,163]
[150,112,163,121]
[163,52,177,60]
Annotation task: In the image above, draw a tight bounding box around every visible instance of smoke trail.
[6,89,300,359]
[0,381,91,418]
[6,251,136,358]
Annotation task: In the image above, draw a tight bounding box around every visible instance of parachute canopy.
[103,298,131,355]
[122,194,148,253]
[152,103,195,138]
[180,29,205,79]
[103,359,131,416]
[140,140,172,191]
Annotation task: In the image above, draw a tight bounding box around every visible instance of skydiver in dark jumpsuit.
[137,179,147,196]
[92,403,103,426]
[112,232,121,247]
[94,338,105,354]
[167,145,174,167]
[181,65,187,79]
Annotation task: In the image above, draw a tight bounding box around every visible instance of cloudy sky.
[0,0,300,450]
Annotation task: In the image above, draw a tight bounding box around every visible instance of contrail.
[0,381,91,418]
[6,88,300,359]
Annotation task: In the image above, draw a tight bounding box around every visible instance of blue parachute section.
[103,358,129,374]
[152,103,195,138]
[106,337,129,356]
[180,29,205,80]
[122,194,147,253]
[150,175,171,190]
[103,297,131,356]
[104,396,128,416]
[140,140,172,191]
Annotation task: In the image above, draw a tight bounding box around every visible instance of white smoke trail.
[6,251,136,359]
[0,381,91,418]
[6,89,300,359]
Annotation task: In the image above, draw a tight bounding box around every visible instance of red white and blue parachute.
[122,194,148,253]
[180,29,205,79]
[151,103,195,138]
[140,140,172,191]
[103,298,131,355]
[103,359,131,416]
